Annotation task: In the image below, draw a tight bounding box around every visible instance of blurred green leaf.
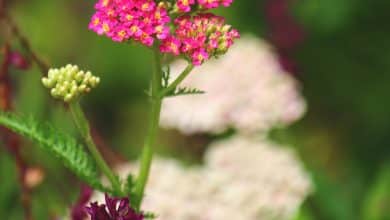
[294,0,358,34]
[363,164,390,220]
[311,172,356,220]
[0,150,22,219]
[293,205,316,220]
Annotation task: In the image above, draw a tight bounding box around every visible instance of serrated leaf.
[144,213,157,220]
[0,111,107,191]
[125,173,135,195]
[166,87,205,98]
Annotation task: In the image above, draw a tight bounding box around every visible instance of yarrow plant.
[0,0,239,219]
[90,36,311,220]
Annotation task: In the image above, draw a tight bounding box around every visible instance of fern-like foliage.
[0,111,107,191]
[166,87,205,98]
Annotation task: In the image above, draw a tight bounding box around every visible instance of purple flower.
[86,194,144,220]
[71,185,93,220]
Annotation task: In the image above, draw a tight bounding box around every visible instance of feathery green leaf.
[166,86,205,97]
[0,111,107,192]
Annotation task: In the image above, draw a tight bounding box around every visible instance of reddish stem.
[2,13,49,75]
[1,43,33,220]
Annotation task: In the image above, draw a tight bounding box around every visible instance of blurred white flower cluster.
[160,35,306,135]
[92,36,311,220]
[112,136,311,220]
[203,137,312,220]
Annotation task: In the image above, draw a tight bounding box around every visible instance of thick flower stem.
[69,102,122,195]
[133,49,163,210]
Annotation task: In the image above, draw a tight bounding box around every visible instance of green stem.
[133,49,163,209]
[69,102,122,195]
[159,63,194,98]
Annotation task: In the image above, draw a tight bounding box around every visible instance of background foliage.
[0,0,389,219]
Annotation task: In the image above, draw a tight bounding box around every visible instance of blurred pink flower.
[265,0,305,73]
[9,51,31,70]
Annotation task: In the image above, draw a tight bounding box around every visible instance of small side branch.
[159,63,194,98]
[2,13,49,75]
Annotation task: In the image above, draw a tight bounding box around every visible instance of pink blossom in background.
[265,0,305,73]
[8,51,31,70]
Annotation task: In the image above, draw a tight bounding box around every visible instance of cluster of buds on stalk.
[42,64,100,103]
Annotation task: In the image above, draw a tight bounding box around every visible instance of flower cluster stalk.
[69,102,122,195]
[3,13,49,75]
[133,48,194,209]
[133,48,163,209]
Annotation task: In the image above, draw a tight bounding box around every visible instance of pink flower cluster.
[89,0,170,45]
[160,14,240,65]
[175,0,233,12]
[89,0,239,65]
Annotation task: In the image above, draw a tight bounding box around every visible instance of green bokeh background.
[0,0,389,219]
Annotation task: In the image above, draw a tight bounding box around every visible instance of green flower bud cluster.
[42,64,100,102]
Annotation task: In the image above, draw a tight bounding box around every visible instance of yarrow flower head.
[86,193,144,220]
[89,0,171,45]
[42,64,100,103]
[160,13,240,65]
[89,0,239,66]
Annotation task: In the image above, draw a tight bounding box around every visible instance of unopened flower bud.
[71,85,78,94]
[79,84,87,92]
[158,1,170,9]
[64,94,74,102]
[221,24,232,32]
[50,88,58,97]
[76,71,85,82]
[42,64,100,103]
[42,78,50,88]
